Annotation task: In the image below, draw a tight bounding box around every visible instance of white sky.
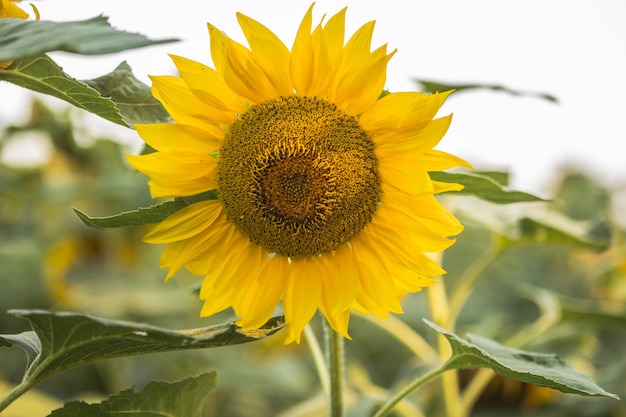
[2,0,625,196]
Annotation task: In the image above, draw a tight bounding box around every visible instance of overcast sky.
[2,0,625,197]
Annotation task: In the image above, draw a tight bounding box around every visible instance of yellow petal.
[160,211,231,278]
[283,257,321,343]
[126,153,217,199]
[307,7,346,97]
[170,54,246,114]
[359,90,452,133]
[207,23,229,73]
[0,0,28,18]
[378,158,433,195]
[134,123,222,153]
[375,115,453,155]
[222,37,278,103]
[320,244,358,315]
[351,235,404,314]
[144,200,221,244]
[290,4,315,94]
[236,12,292,96]
[334,45,395,115]
[432,180,465,193]
[416,150,474,171]
[236,256,286,330]
[150,75,233,131]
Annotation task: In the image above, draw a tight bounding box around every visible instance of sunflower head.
[128,4,471,343]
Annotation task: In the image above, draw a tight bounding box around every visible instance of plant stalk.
[0,378,34,413]
[372,365,447,417]
[325,321,345,417]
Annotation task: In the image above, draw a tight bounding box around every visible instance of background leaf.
[423,320,619,399]
[507,217,610,250]
[0,16,178,62]
[47,372,216,417]
[83,61,171,125]
[416,79,558,103]
[431,171,547,204]
[0,55,127,127]
[74,190,218,229]
[1,310,284,387]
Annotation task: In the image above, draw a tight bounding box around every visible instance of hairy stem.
[325,321,345,417]
[304,324,330,399]
[372,365,447,417]
[0,378,34,413]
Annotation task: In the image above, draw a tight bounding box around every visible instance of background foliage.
[0,97,624,416]
[0,11,623,417]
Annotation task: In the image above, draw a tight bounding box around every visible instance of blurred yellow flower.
[129,4,470,343]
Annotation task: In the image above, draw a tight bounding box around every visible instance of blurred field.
[1,100,624,416]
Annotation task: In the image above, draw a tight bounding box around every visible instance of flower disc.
[218,96,380,258]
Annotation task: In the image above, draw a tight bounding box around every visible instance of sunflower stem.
[447,238,501,329]
[304,324,330,399]
[372,364,447,417]
[0,378,34,413]
[324,320,345,417]
[426,260,463,417]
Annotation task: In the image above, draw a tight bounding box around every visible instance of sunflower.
[128,4,471,343]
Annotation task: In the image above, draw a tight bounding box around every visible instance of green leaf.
[83,61,171,125]
[431,171,547,204]
[0,310,284,388]
[415,79,558,103]
[0,16,178,62]
[73,190,218,229]
[423,320,619,399]
[47,372,216,417]
[510,217,610,250]
[0,54,127,127]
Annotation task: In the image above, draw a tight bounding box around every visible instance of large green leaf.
[431,171,547,204]
[0,310,284,388]
[0,16,178,62]
[83,61,171,125]
[47,372,216,417]
[416,79,558,103]
[424,320,618,399]
[74,190,217,229]
[0,55,127,127]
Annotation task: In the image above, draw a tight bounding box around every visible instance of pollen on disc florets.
[218,96,380,258]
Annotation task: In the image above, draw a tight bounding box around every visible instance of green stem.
[325,321,345,417]
[372,365,447,417]
[446,240,501,330]
[0,378,34,413]
[304,324,330,399]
